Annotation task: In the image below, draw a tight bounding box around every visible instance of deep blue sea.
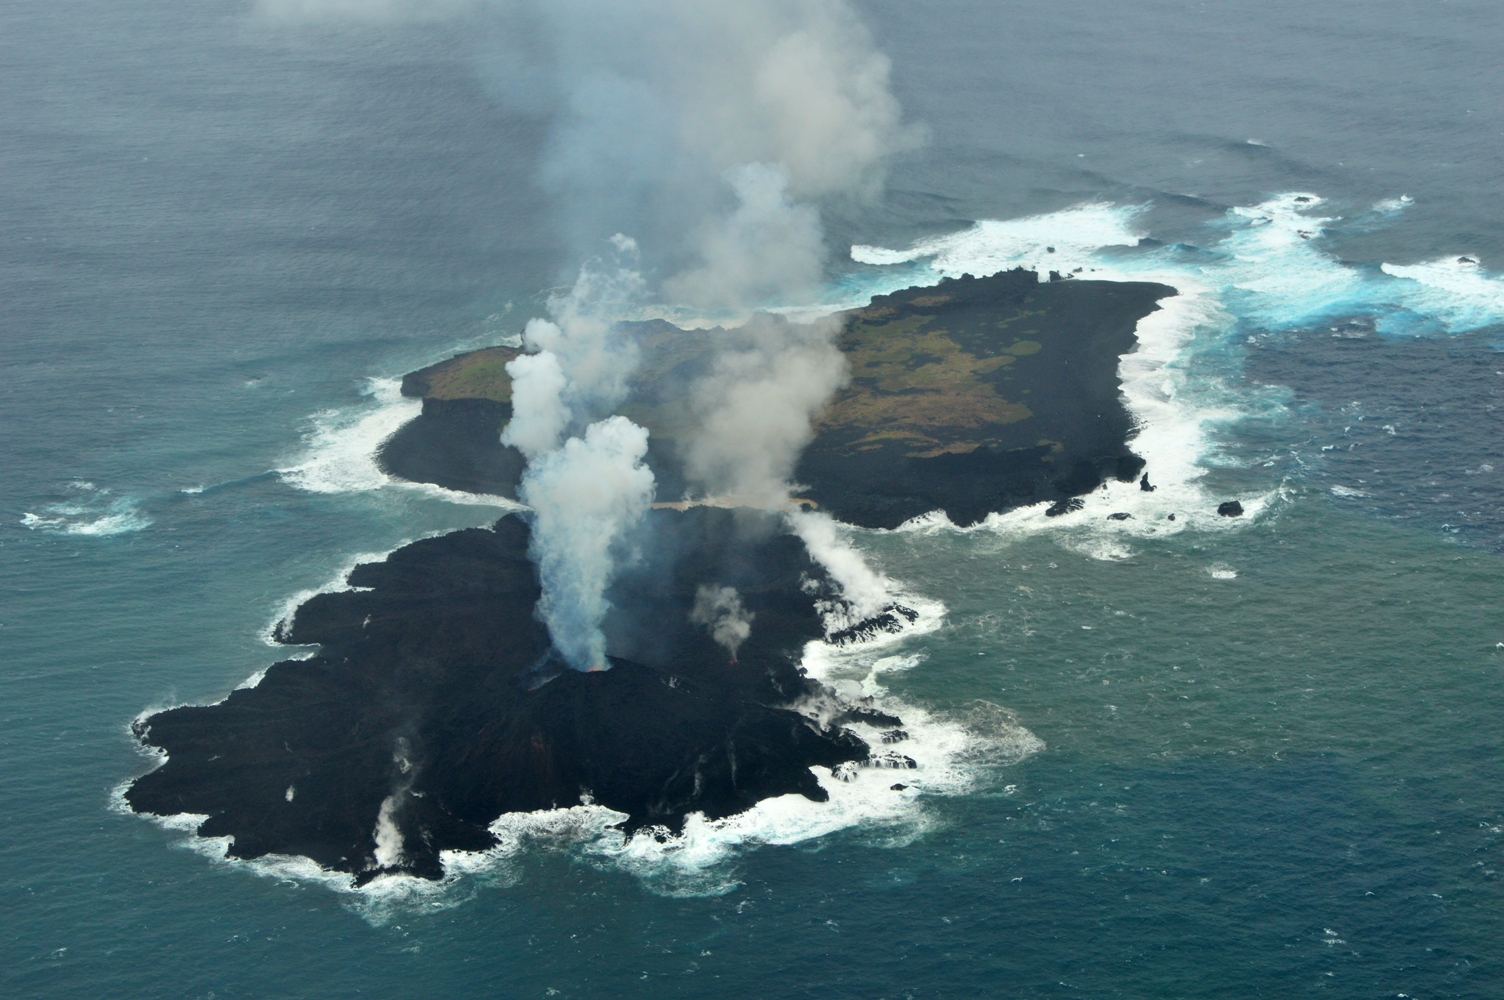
[5,2,1504,997]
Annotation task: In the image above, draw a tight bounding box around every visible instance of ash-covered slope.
[125,509,896,883]
[378,269,1175,526]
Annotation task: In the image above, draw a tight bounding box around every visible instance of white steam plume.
[787,509,889,619]
[372,794,404,868]
[690,585,754,661]
[500,245,655,673]
[255,0,921,289]
[681,312,896,620]
[663,163,825,312]
[500,350,568,458]
[683,313,847,508]
[261,0,917,641]
[520,246,643,416]
[519,416,655,671]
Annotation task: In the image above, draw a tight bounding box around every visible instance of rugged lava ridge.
[126,509,896,882]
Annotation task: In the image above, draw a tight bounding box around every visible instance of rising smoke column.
[679,310,894,621]
[690,585,754,662]
[259,0,920,634]
[496,0,919,630]
[256,0,919,280]
[516,415,654,670]
[501,251,655,672]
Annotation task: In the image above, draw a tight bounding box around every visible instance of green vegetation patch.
[405,277,1065,460]
[817,306,1036,455]
[406,346,520,403]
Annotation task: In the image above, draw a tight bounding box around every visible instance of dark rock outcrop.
[126,509,880,883]
[1045,497,1085,517]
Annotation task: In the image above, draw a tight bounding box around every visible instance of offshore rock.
[1046,497,1085,517]
[1218,500,1245,517]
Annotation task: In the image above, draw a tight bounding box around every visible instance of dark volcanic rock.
[126,509,876,883]
[795,270,1171,528]
[826,605,919,646]
[1217,500,1245,517]
[380,397,525,496]
[377,270,1175,528]
[1045,497,1085,517]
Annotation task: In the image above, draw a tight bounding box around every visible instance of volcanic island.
[125,268,1175,881]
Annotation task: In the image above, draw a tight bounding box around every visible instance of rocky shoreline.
[126,509,911,883]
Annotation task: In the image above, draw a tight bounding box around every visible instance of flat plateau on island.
[382,267,1175,527]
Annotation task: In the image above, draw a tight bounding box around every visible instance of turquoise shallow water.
[5,1,1504,997]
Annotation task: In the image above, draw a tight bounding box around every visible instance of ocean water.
[5,2,1504,997]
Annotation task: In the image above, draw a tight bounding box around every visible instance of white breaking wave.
[275,376,525,511]
[1199,194,1504,334]
[433,614,1039,899]
[276,378,421,494]
[1382,256,1504,333]
[852,201,1144,281]
[1216,194,1366,322]
[21,481,152,536]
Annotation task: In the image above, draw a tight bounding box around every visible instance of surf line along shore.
[125,268,1174,882]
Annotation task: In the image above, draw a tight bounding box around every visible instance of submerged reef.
[126,509,899,883]
[381,268,1175,526]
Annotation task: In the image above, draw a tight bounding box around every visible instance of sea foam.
[1381,256,1504,333]
[275,376,525,511]
[852,201,1145,283]
[276,378,420,494]
[423,572,1032,900]
[21,481,153,536]
[846,190,1504,550]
